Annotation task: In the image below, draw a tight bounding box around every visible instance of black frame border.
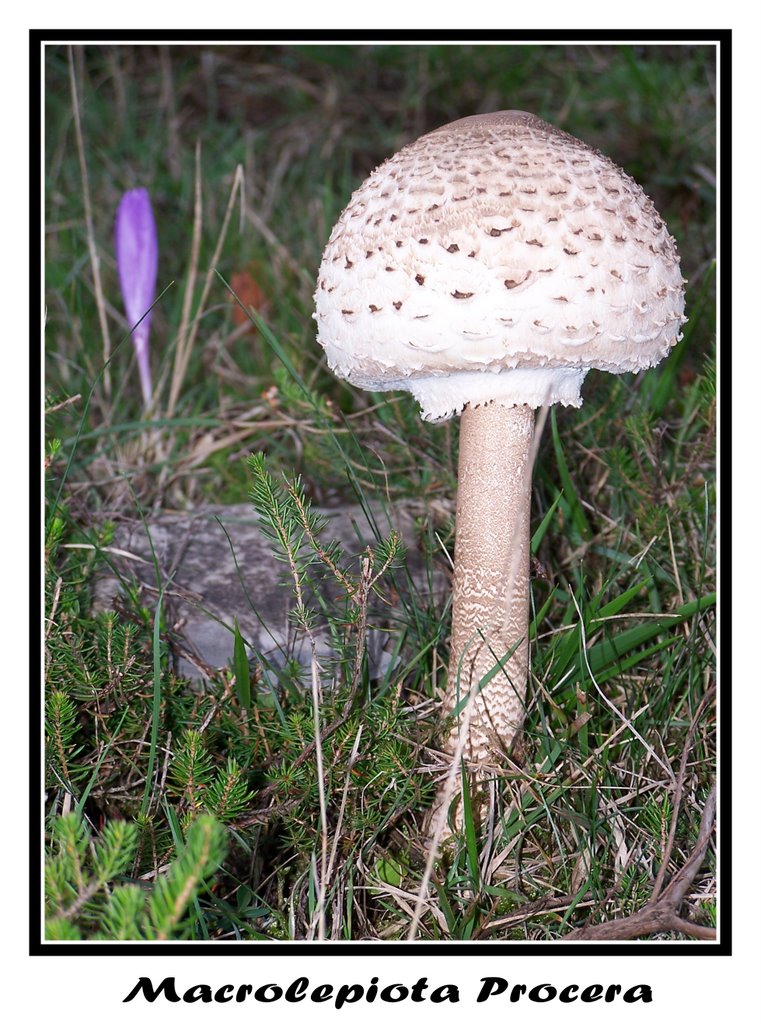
[32,26,730,958]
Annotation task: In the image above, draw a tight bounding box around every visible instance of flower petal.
[115,188,158,333]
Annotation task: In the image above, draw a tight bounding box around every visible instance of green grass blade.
[551,408,592,541]
[531,489,564,554]
[460,769,481,888]
[140,592,164,820]
[232,617,251,711]
[587,593,715,675]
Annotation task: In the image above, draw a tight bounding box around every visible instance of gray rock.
[93,502,447,687]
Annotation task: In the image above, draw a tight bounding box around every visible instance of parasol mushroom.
[313,110,686,829]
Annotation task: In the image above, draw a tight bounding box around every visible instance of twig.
[652,682,716,899]
[45,576,63,641]
[158,46,182,181]
[60,543,151,563]
[287,482,357,598]
[479,894,598,935]
[327,724,364,884]
[167,159,244,417]
[45,394,82,415]
[562,784,716,941]
[309,647,329,943]
[68,48,112,396]
[166,142,203,418]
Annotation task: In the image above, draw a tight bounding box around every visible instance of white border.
[11,7,758,1019]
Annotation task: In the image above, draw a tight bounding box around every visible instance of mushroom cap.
[314,110,686,421]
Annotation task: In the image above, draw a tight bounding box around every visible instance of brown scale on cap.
[313,110,686,836]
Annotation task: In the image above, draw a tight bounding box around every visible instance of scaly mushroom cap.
[314,110,686,421]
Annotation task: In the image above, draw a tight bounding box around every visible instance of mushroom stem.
[443,402,535,782]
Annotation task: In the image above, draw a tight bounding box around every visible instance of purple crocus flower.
[115,188,158,409]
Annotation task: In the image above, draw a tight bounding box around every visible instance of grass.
[44,42,716,942]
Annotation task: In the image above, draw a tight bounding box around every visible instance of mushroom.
[313,110,686,828]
